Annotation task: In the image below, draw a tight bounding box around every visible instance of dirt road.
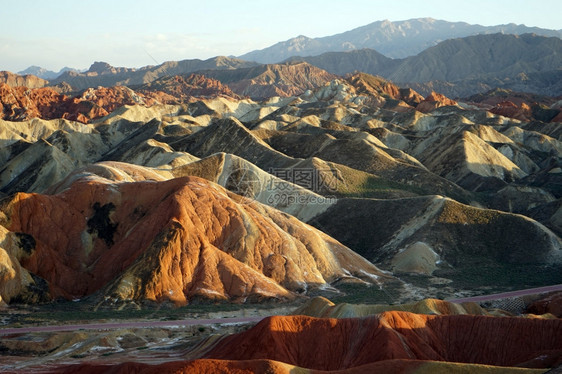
[0,315,265,335]
[449,284,562,303]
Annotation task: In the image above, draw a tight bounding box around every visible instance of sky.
[1,0,560,73]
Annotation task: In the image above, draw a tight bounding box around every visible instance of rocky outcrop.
[0,226,48,304]
[466,88,562,122]
[0,83,159,123]
[345,72,423,111]
[489,101,533,121]
[416,92,458,113]
[77,86,159,115]
[346,72,422,104]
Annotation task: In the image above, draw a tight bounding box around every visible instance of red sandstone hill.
[466,88,562,122]
[75,86,159,115]
[203,313,562,370]
[0,83,160,123]
[199,62,339,99]
[346,72,424,108]
[489,100,533,121]
[48,358,556,374]
[53,359,305,374]
[137,73,240,101]
[416,91,459,113]
[41,312,562,373]
[0,77,243,123]
[0,173,389,305]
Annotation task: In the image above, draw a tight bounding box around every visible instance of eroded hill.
[0,74,560,305]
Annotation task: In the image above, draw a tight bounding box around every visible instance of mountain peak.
[88,61,114,74]
[18,66,51,79]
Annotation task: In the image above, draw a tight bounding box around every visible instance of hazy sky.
[1,0,560,72]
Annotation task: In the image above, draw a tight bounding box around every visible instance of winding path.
[0,315,265,335]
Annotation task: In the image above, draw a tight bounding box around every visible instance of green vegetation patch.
[330,282,405,305]
[331,165,425,198]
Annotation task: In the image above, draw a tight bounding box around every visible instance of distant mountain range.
[17,65,82,80]
[48,57,258,90]
[289,33,562,97]
[6,19,562,98]
[239,17,562,62]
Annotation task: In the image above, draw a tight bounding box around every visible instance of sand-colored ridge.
[292,297,498,319]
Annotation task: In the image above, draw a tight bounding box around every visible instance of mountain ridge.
[17,65,82,80]
[49,56,259,91]
[287,33,562,97]
[239,17,562,63]
[5,32,562,98]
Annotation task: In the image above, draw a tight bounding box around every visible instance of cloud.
[141,33,241,61]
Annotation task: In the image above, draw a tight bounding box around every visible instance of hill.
[204,313,562,370]
[136,73,240,101]
[0,170,392,305]
[0,83,160,123]
[0,78,560,300]
[0,71,47,88]
[195,62,338,99]
[387,33,562,83]
[285,49,395,76]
